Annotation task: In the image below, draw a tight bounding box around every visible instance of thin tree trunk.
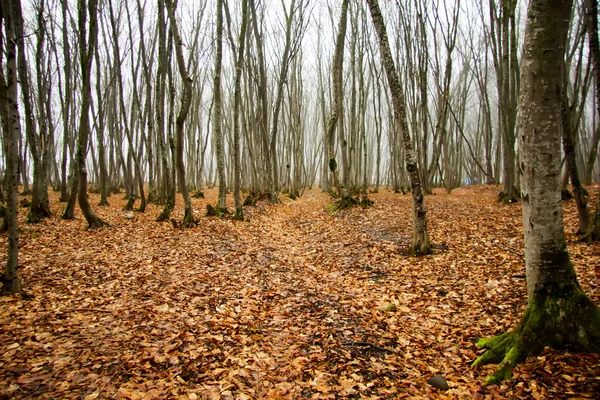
[166,0,195,226]
[366,0,431,255]
[231,0,248,220]
[76,0,105,228]
[211,0,228,213]
[327,0,349,202]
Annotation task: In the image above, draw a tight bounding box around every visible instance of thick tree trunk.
[0,0,22,293]
[14,0,50,223]
[366,0,431,256]
[474,0,600,384]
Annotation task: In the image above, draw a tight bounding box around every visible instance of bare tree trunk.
[75,0,105,228]
[327,0,349,202]
[210,0,228,214]
[14,0,50,222]
[231,0,248,220]
[474,0,600,384]
[94,47,109,206]
[248,0,274,199]
[366,0,431,255]
[166,0,195,226]
[156,0,175,221]
[107,0,145,213]
[0,0,22,293]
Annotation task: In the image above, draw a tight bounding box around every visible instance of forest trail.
[1,186,599,399]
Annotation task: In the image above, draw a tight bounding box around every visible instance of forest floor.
[1,185,599,399]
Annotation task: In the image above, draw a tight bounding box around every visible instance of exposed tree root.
[410,242,432,257]
[123,196,135,211]
[156,203,174,222]
[170,210,198,228]
[86,216,108,229]
[27,205,51,223]
[98,198,109,207]
[497,187,521,204]
[473,284,600,384]
[206,204,230,217]
[243,192,270,206]
[192,189,205,198]
[358,193,374,208]
[329,195,358,214]
[328,194,375,214]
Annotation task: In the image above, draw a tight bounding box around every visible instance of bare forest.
[1,0,600,398]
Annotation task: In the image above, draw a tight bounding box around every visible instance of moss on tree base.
[27,205,51,223]
[156,203,174,222]
[329,195,359,214]
[123,196,136,211]
[497,187,521,204]
[410,242,432,257]
[473,284,600,384]
[206,204,230,217]
[243,192,270,206]
[170,210,198,228]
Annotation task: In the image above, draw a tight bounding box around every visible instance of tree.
[166,0,195,227]
[209,0,228,215]
[75,0,105,228]
[584,0,600,185]
[231,0,249,220]
[0,0,22,294]
[107,0,146,213]
[326,0,349,203]
[473,0,600,383]
[14,0,50,222]
[366,0,431,256]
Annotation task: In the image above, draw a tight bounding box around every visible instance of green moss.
[206,204,230,217]
[473,282,600,384]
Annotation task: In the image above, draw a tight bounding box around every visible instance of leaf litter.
[1,185,599,399]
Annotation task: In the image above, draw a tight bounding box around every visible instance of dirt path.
[1,187,599,399]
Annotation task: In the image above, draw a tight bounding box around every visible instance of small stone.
[377,302,397,312]
[426,374,449,391]
[125,213,134,220]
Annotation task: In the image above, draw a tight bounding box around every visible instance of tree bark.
[212,0,228,213]
[366,0,431,255]
[232,0,248,220]
[473,0,600,384]
[0,0,22,293]
[75,0,105,228]
[166,0,195,226]
[14,0,50,222]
